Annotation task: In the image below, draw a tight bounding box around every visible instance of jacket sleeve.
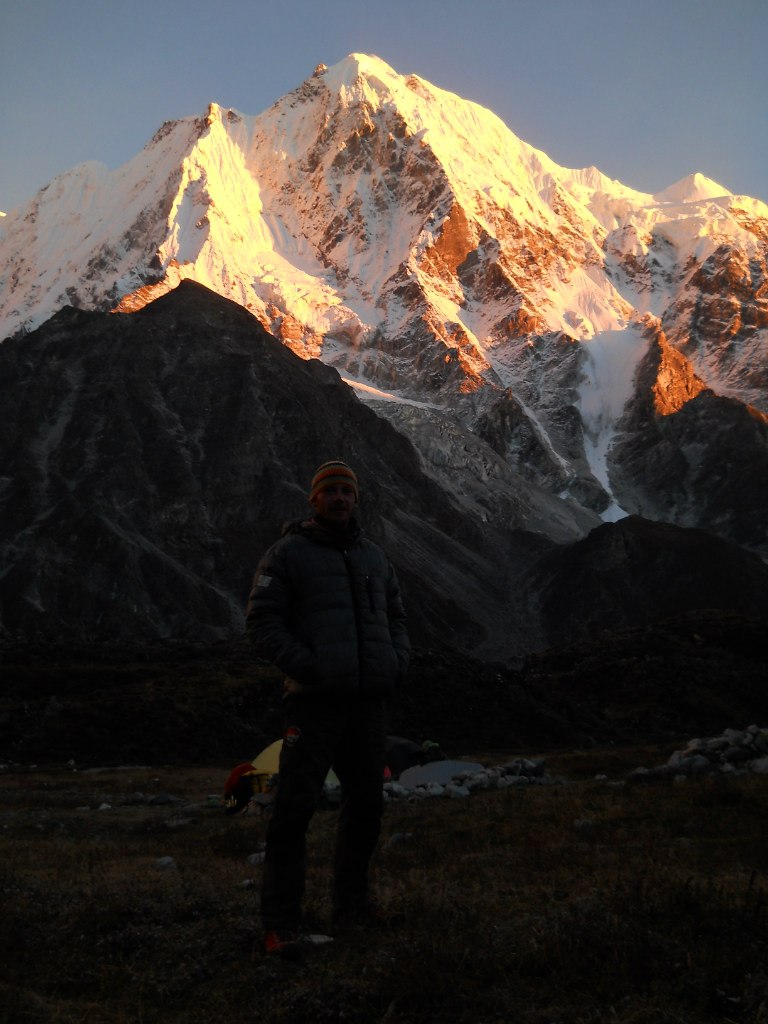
[245,542,318,683]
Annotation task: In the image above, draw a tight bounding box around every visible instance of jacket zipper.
[343,548,365,689]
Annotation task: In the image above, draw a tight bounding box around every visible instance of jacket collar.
[296,515,362,548]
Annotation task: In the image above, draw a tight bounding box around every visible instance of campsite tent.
[250,739,284,791]
[248,738,340,793]
[398,760,484,789]
[224,735,447,813]
[224,739,341,813]
[385,736,446,778]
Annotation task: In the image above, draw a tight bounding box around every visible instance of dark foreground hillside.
[2,609,767,767]
[2,612,768,1023]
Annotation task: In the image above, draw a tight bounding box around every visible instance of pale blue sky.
[1,0,766,213]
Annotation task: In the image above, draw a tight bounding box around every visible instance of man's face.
[312,483,357,525]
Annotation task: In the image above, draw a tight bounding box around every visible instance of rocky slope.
[0,283,542,659]
[2,283,767,667]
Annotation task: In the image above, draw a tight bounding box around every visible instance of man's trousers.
[260,695,387,931]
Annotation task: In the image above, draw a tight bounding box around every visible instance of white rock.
[444,784,470,798]
[498,775,528,788]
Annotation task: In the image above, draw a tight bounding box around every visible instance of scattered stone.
[148,792,182,806]
[444,783,471,798]
[628,725,768,781]
[382,757,555,802]
[385,832,414,848]
[383,782,410,801]
[573,818,596,832]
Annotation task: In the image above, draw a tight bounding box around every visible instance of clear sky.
[2,0,767,214]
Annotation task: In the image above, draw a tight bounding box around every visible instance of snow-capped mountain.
[2,53,767,555]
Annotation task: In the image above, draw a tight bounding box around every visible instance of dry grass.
[1,758,768,1024]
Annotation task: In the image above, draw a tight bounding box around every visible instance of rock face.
[1,54,767,558]
[0,283,542,658]
[1,283,767,663]
[607,329,768,553]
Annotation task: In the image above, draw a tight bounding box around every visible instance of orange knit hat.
[309,460,359,502]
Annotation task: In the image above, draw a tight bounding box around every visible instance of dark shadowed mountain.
[520,515,768,650]
[2,282,767,674]
[0,282,546,660]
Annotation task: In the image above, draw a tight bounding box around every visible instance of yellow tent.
[250,739,339,792]
[250,739,283,791]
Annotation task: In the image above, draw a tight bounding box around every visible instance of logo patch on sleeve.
[256,574,273,588]
[284,726,301,746]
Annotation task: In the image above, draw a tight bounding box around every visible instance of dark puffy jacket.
[246,518,410,699]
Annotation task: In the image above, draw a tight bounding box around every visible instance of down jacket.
[246,518,410,699]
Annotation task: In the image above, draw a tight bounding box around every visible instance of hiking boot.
[264,929,303,961]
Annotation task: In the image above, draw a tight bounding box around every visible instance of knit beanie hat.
[309,460,359,502]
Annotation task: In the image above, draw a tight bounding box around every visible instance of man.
[246,459,410,958]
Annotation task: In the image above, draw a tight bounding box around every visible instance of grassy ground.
[2,753,767,1024]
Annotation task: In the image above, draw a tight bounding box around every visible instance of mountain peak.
[0,58,766,563]
[654,172,732,204]
[331,52,398,80]
[319,52,404,109]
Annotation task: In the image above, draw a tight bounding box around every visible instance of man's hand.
[283,677,306,696]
